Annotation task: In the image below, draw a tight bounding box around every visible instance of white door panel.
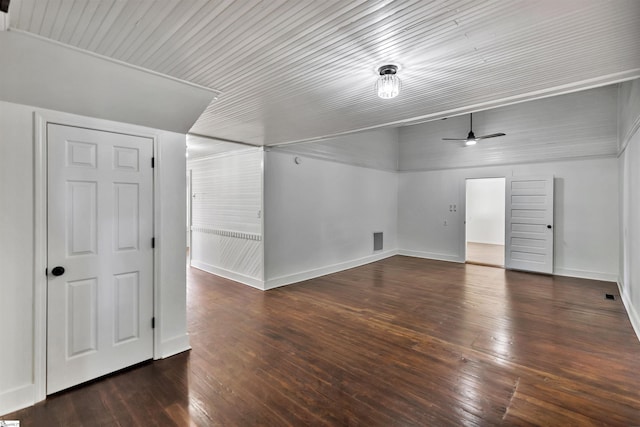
[505,176,554,274]
[47,124,154,394]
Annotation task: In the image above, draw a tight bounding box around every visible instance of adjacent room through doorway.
[465,177,506,267]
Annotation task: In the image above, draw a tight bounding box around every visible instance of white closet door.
[47,124,154,394]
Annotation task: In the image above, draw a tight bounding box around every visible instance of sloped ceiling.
[6,0,640,145]
[0,30,216,133]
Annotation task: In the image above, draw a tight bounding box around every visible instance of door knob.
[51,266,65,276]
[547,225,552,229]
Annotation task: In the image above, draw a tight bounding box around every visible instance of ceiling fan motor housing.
[442,113,506,144]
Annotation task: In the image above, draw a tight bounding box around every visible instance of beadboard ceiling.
[7,0,640,146]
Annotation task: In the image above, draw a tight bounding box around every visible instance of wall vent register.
[373,232,383,251]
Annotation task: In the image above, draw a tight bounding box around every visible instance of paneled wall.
[398,85,618,171]
[188,149,264,287]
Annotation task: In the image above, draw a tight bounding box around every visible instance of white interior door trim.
[33,109,164,405]
[460,173,507,263]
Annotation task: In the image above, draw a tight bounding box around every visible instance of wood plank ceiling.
[7,0,640,146]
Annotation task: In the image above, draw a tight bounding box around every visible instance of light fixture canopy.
[376,64,401,99]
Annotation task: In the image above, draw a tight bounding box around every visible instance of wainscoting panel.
[191,230,263,283]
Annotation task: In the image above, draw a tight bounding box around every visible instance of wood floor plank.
[3,256,640,425]
[466,242,505,267]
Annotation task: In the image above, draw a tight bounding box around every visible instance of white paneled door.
[505,176,554,274]
[47,124,154,394]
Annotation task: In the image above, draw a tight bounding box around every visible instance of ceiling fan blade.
[477,133,506,139]
[442,137,467,141]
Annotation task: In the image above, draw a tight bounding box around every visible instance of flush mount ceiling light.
[376,64,401,99]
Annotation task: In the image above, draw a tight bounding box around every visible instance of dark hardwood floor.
[4,256,640,425]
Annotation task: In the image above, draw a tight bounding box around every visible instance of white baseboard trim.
[397,249,463,263]
[160,334,192,359]
[553,268,618,283]
[191,259,265,290]
[265,250,398,290]
[0,384,34,417]
[617,279,640,343]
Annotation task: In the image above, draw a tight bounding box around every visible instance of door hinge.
[151,317,155,329]
[151,157,155,168]
[151,237,155,248]
[45,268,48,276]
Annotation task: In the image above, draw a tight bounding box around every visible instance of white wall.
[188,149,264,288]
[157,133,189,357]
[0,100,189,415]
[398,157,619,281]
[0,101,35,415]
[618,78,640,340]
[264,151,398,289]
[466,178,505,245]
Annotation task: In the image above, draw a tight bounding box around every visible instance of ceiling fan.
[442,113,506,146]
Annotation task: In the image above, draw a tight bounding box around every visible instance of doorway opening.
[465,177,506,268]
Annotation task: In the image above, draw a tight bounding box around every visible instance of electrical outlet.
[443,220,448,226]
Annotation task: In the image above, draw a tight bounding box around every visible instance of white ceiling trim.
[188,132,260,148]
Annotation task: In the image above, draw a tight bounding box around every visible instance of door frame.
[33,110,163,403]
[464,176,506,265]
[459,173,507,264]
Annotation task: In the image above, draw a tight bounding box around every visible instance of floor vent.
[373,232,383,251]
[605,294,615,300]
